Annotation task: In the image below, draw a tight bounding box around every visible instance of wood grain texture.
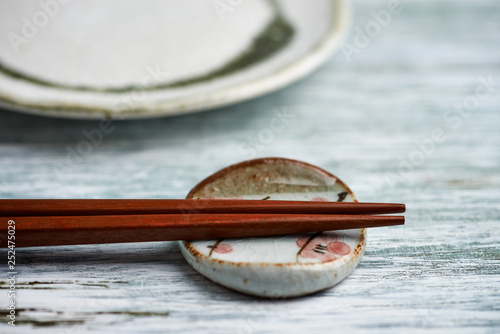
[0,0,499,333]
[4,214,403,247]
[0,199,406,216]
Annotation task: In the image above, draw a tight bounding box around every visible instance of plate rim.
[0,0,351,119]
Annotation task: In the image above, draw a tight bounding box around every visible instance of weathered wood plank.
[0,0,499,332]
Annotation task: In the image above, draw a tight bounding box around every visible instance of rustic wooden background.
[1,0,499,332]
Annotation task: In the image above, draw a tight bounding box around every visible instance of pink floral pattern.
[207,239,233,256]
[296,233,350,262]
[212,243,233,254]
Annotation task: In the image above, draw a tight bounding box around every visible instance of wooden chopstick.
[2,214,404,247]
[0,199,405,217]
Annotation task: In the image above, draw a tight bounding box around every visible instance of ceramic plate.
[0,0,349,119]
[179,158,366,298]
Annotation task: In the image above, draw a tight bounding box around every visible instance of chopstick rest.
[179,157,395,298]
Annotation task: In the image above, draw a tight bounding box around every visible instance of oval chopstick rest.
[179,158,366,298]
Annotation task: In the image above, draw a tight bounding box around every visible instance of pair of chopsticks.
[0,199,405,247]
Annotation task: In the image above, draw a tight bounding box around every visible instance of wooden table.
[1,0,499,332]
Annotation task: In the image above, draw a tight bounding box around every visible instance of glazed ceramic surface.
[179,158,366,297]
[0,0,349,119]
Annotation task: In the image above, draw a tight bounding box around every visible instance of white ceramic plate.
[179,158,366,298]
[0,0,349,119]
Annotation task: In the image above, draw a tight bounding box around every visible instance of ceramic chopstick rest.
[179,158,365,298]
